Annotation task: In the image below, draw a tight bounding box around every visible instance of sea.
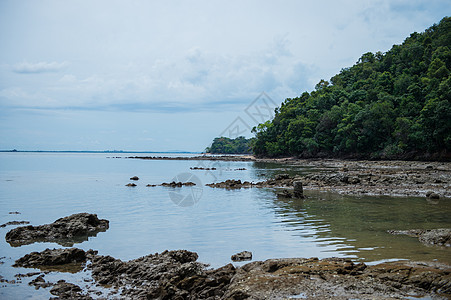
[0,152,450,298]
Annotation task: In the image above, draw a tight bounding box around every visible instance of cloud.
[13,61,68,74]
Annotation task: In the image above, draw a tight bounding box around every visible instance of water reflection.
[270,190,451,264]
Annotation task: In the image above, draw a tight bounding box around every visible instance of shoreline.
[129,155,451,198]
[10,247,451,299]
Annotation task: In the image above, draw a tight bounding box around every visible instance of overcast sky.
[0,1,449,151]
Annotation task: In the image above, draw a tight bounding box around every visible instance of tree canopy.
[206,136,253,154]
[252,17,451,160]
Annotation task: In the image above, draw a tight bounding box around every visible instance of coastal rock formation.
[14,248,86,268]
[161,181,196,187]
[13,248,451,299]
[231,251,252,262]
[224,257,451,299]
[5,213,109,247]
[388,229,451,247]
[0,221,30,228]
[50,280,91,299]
[128,156,451,198]
[206,175,296,189]
[190,167,217,170]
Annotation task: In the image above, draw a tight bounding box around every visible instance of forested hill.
[252,17,451,160]
[206,137,253,154]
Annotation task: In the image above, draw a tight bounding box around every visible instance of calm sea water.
[1,152,450,298]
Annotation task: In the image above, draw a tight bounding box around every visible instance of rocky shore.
[130,155,451,198]
[10,247,451,299]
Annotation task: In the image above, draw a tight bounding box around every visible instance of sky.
[0,1,450,152]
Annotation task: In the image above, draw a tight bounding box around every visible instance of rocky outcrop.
[224,257,451,299]
[190,167,217,170]
[206,175,296,189]
[13,248,451,299]
[5,213,109,247]
[388,228,451,247]
[14,248,86,269]
[50,280,92,299]
[0,221,30,228]
[231,251,252,262]
[161,181,196,187]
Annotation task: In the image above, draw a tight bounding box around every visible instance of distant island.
[209,17,450,160]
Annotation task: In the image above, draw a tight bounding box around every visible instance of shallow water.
[0,152,450,298]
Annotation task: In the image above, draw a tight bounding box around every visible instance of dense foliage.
[252,17,451,159]
[206,136,253,154]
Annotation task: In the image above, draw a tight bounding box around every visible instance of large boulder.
[5,213,109,247]
[13,248,87,268]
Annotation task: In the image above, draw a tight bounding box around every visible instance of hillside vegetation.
[252,17,450,160]
[206,137,253,154]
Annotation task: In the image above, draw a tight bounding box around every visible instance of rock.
[207,176,294,189]
[349,177,361,184]
[5,213,109,247]
[7,248,451,299]
[231,251,252,262]
[29,274,52,289]
[14,248,87,268]
[129,176,139,181]
[293,181,304,198]
[8,211,20,214]
[125,183,137,187]
[277,189,294,198]
[87,249,220,299]
[161,181,196,187]
[388,229,451,247]
[190,167,216,170]
[428,192,440,199]
[227,258,451,299]
[50,280,91,299]
[146,184,157,187]
[275,173,290,180]
[0,221,30,228]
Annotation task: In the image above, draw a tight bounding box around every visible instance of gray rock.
[14,248,87,268]
[275,173,290,180]
[5,213,109,247]
[50,280,91,299]
[388,229,451,247]
[231,251,252,262]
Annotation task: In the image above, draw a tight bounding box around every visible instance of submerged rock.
[50,280,91,299]
[0,221,30,228]
[388,228,451,247]
[161,181,196,187]
[125,183,137,187]
[5,213,109,247]
[231,251,252,262]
